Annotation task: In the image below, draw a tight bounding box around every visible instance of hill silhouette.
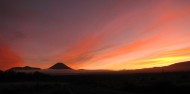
[126,61,190,73]
[48,62,72,70]
[9,66,41,71]
[164,61,190,71]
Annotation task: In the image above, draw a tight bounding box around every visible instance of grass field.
[0,71,190,94]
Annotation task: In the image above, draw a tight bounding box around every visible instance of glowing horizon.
[1,0,190,70]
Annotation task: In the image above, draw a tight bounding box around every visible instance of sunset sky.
[1,0,190,70]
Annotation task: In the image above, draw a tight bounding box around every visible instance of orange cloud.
[0,41,24,70]
[57,5,148,67]
[109,46,190,70]
[54,0,190,70]
[141,2,190,34]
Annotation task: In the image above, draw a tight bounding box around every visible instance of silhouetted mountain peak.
[49,62,72,70]
[23,66,30,68]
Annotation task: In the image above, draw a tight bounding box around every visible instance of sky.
[1,0,190,70]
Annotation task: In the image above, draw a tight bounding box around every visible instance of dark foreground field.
[0,71,190,94]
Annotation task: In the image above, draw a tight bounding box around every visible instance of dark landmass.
[0,70,190,94]
[0,61,190,94]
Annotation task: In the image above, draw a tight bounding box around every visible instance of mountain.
[163,61,190,71]
[125,61,190,73]
[49,62,72,70]
[9,66,41,71]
